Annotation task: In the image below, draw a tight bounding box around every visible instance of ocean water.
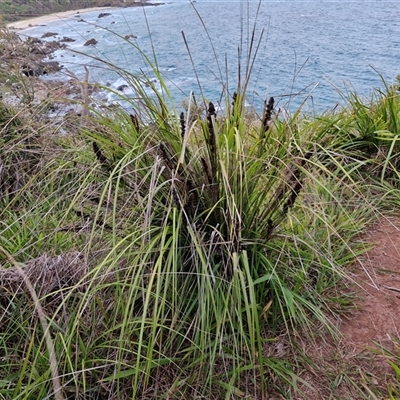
[19,0,400,114]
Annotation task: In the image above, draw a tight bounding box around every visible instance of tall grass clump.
[0,18,384,400]
[58,83,368,398]
[307,76,400,211]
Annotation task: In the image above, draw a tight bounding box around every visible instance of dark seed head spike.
[180,111,186,139]
[262,96,275,133]
[130,113,139,132]
[208,102,216,117]
[92,141,111,171]
[232,92,237,107]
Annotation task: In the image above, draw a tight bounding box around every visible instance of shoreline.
[6,2,159,31]
[1,1,164,110]
[6,7,117,30]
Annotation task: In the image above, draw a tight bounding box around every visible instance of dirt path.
[296,216,400,400]
[341,215,400,358]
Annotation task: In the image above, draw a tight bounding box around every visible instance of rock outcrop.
[41,32,58,38]
[84,38,98,46]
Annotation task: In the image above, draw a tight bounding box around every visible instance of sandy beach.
[6,7,118,30]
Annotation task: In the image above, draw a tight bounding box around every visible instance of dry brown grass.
[0,252,88,298]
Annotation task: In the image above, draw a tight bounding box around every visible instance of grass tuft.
[1,13,400,399]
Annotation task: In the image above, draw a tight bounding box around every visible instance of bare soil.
[295,216,400,400]
[341,215,400,358]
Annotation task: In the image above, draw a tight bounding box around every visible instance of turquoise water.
[20,0,400,113]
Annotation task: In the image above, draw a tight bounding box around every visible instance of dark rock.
[84,38,97,46]
[60,36,75,43]
[41,61,62,73]
[41,32,58,38]
[20,60,62,77]
[27,37,42,45]
[21,64,44,77]
[21,66,35,77]
[45,41,64,53]
[30,45,46,55]
[98,13,112,18]
[29,40,62,55]
[117,84,128,91]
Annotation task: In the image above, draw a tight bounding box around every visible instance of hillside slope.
[0,0,144,22]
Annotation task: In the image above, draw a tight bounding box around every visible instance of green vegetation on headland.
[1,18,400,400]
[0,0,148,23]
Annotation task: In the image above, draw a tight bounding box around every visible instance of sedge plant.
[0,8,389,400]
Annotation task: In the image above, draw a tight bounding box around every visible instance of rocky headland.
[0,2,162,116]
